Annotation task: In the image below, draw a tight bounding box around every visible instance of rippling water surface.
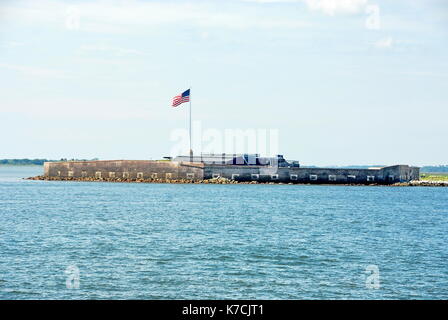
[0,166,447,299]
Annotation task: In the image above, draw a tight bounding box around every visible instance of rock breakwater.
[26,176,448,186]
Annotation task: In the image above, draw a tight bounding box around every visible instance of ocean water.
[0,166,447,300]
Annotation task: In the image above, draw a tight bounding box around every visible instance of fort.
[40,154,420,184]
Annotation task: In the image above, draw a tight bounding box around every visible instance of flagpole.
[189,86,193,162]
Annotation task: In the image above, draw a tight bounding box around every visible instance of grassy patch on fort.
[420,173,448,181]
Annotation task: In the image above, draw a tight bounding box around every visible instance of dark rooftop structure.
[173,153,300,167]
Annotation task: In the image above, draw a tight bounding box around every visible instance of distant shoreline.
[0,159,98,166]
[0,164,44,166]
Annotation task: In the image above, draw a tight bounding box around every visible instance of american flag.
[172,89,190,107]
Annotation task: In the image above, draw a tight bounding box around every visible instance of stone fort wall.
[44,160,419,184]
[204,164,419,184]
[44,160,205,180]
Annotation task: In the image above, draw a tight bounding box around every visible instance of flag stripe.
[171,89,190,107]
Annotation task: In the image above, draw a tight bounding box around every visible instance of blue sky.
[0,0,447,166]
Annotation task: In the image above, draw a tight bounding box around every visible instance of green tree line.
[0,158,99,165]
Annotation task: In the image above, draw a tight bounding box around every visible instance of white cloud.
[1,97,161,120]
[243,0,300,3]
[1,41,25,48]
[244,0,369,15]
[0,0,310,33]
[0,63,73,79]
[78,44,143,57]
[303,0,368,15]
[374,37,393,48]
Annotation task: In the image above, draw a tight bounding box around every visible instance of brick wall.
[44,160,419,184]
